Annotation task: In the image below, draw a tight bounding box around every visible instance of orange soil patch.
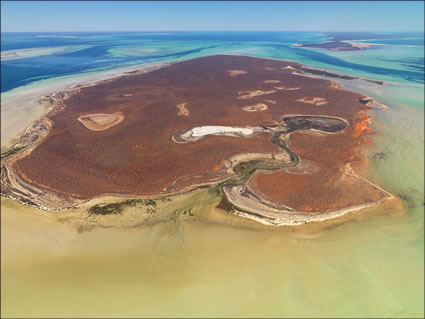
[352,113,372,137]
[176,103,189,116]
[77,113,124,131]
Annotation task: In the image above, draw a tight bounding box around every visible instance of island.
[295,32,404,51]
[1,55,394,226]
[294,41,372,51]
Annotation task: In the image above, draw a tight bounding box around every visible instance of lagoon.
[1,31,423,318]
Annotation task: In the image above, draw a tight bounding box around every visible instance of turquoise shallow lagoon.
[1,32,424,317]
[2,31,423,92]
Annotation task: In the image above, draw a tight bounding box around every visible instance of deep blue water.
[1,31,424,93]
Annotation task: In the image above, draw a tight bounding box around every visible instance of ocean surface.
[1,31,424,318]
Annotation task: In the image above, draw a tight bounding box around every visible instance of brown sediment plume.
[3,55,392,222]
[176,103,189,116]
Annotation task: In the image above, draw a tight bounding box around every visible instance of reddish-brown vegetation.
[14,55,375,209]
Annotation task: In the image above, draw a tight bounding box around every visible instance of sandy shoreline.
[1,55,395,227]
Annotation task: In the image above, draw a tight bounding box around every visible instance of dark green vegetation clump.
[87,197,171,215]
[88,203,124,215]
[358,98,372,105]
[372,152,386,160]
[181,208,193,216]
[87,197,169,215]
[283,116,347,133]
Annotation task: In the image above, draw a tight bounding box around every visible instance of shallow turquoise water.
[2,31,423,92]
[1,32,424,318]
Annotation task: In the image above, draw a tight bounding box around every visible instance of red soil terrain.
[248,112,379,213]
[13,55,378,209]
